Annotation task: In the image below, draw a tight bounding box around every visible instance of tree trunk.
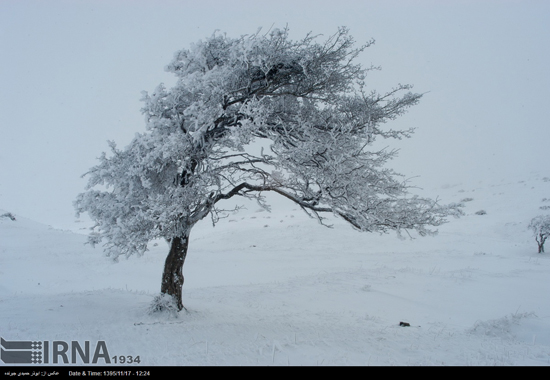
[160,233,190,311]
[537,234,546,253]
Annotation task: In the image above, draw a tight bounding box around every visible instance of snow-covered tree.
[528,215,550,253]
[75,27,462,311]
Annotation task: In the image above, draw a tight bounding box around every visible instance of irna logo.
[1,337,111,364]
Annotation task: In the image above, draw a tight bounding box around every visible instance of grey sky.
[1,0,549,230]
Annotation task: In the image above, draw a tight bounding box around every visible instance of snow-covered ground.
[2,172,550,366]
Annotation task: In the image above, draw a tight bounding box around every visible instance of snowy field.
[1,172,550,366]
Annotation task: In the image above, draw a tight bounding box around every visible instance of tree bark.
[537,233,546,253]
[160,233,190,311]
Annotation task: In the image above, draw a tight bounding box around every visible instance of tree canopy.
[75,27,462,310]
[529,215,550,253]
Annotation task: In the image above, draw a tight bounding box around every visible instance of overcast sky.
[1,0,549,230]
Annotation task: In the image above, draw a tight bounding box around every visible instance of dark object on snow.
[0,212,16,221]
[475,210,487,215]
[399,322,410,327]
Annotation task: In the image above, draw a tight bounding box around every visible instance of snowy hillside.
[1,173,550,366]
